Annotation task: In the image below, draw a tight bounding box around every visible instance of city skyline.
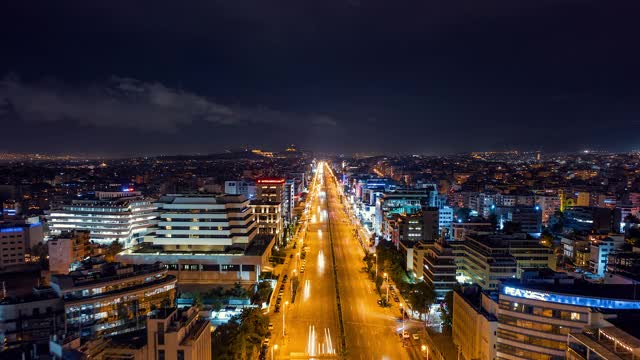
[2,1,639,155]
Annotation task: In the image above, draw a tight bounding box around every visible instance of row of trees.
[363,241,447,327]
[211,308,270,360]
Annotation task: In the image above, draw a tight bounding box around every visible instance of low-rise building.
[50,258,177,340]
[453,233,549,290]
[49,306,209,360]
[590,236,625,277]
[147,306,211,360]
[0,226,26,269]
[496,273,640,360]
[567,315,640,360]
[48,230,95,274]
[452,286,498,360]
[0,287,63,353]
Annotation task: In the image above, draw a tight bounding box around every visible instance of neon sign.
[504,286,549,301]
[257,179,285,184]
[502,286,640,309]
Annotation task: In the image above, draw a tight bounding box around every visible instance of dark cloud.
[0,74,338,134]
[0,1,639,154]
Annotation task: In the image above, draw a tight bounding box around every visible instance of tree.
[229,282,247,298]
[30,242,48,268]
[105,240,123,262]
[488,213,498,230]
[625,214,640,225]
[503,221,521,234]
[375,275,383,295]
[252,281,272,305]
[212,308,269,360]
[440,289,456,331]
[363,254,374,274]
[407,281,436,324]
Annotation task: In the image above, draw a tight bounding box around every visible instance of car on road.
[402,330,410,339]
[274,306,280,313]
[268,323,274,330]
[263,338,270,346]
[412,333,420,341]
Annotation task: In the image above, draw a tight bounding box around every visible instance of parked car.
[402,330,410,339]
[412,333,420,341]
[268,323,274,330]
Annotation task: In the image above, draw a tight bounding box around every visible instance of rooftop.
[502,279,640,302]
[158,193,247,204]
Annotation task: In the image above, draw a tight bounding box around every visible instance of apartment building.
[50,259,176,340]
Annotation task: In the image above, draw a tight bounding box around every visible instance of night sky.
[1,1,639,156]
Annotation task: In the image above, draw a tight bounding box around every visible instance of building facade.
[496,278,640,360]
[147,306,211,360]
[50,260,177,340]
[47,196,157,249]
[118,194,274,286]
[48,230,93,274]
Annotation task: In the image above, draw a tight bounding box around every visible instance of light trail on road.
[317,250,325,274]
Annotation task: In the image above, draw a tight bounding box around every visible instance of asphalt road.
[269,163,424,359]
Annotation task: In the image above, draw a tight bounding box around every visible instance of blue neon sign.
[503,286,640,310]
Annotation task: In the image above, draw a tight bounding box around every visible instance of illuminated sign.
[502,286,640,309]
[504,286,549,301]
[257,179,285,184]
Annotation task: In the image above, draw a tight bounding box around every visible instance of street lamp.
[422,345,429,360]
[282,301,289,337]
[384,272,389,304]
[374,253,378,278]
[272,344,278,360]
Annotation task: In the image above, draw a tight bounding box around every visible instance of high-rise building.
[47,196,157,249]
[423,239,457,299]
[250,200,283,246]
[256,178,289,224]
[284,179,295,223]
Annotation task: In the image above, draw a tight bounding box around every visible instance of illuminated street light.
[374,253,378,278]
[384,272,389,303]
[272,344,278,360]
[400,303,405,334]
[283,301,289,337]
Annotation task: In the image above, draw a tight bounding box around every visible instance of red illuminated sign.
[257,178,285,184]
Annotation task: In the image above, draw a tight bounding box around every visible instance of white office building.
[47,197,157,248]
[224,180,256,200]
